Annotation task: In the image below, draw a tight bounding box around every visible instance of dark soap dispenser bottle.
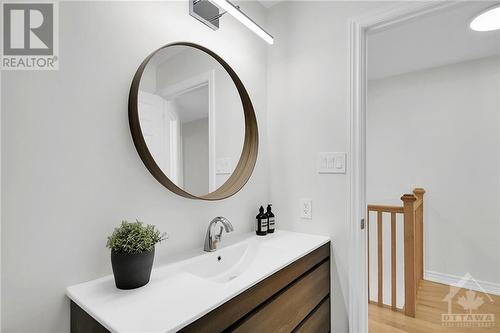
[266,204,275,233]
[256,206,268,236]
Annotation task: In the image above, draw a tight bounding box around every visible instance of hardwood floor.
[369,280,500,333]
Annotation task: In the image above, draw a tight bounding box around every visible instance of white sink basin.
[66,230,330,333]
[183,241,259,283]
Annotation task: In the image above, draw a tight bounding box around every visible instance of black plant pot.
[111,247,155,290]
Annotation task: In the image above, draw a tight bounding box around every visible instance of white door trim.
[347,2,460,332]
[160,70,217,192]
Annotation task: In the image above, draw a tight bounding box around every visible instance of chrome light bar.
[190,0,274,45]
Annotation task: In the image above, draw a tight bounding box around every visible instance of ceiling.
[257,0,285,9]
[368,2,500,80]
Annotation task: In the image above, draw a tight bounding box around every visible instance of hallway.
[369,280,500,333]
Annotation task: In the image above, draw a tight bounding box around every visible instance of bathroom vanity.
[67,231,331,333]
[66,43,332,333]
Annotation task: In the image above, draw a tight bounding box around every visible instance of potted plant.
[106,220,167,290]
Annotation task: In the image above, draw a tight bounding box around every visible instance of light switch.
[216,158,232,175]
[301,198,312,219]
[320,157,327,169]
[335,159,343,169]
[327,156,334,169]
[318,152,346,174]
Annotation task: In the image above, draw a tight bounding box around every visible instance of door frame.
[347,2,459,332]
[161,70,216,192]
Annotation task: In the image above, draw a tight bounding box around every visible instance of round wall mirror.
[129,42,258,200]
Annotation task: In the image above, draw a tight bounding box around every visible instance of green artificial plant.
[106,220,167,254]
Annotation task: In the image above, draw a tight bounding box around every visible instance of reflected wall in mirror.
[129,43,258,200]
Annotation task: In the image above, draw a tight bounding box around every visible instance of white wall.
[0,63,2,332]
[367,57,500,292]
[266,2,389,332]
[182,118,210,195]
[1,1,269,332]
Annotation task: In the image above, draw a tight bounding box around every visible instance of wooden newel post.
[401,193,417,318]
[413,188,425,281]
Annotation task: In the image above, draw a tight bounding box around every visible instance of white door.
[138,91,170,175]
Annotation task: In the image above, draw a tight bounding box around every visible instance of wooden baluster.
[401,194,417,317]
[367,210,370,303]
[377,211,383,306]
[413,188,425,281]
[391,212,396,310]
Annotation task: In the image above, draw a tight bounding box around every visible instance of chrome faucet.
[204,217,234,252]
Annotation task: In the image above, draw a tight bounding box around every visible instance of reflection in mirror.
[137,46,244,196]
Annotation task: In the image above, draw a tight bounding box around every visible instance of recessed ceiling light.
[470,5,500,32]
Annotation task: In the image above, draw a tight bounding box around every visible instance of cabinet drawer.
[231,260,330,333]
[294,297,330,333]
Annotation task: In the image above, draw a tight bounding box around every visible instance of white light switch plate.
[318,152,346,174]
[300,198,312,219]
[216,158,232,175]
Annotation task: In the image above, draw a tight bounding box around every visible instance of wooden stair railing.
[367,188,425,317]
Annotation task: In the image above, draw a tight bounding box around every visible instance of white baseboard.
[425,270,500,296]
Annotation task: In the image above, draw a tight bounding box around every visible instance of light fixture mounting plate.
[189,0,221,31]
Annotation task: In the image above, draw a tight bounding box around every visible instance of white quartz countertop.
[66,230,330,333]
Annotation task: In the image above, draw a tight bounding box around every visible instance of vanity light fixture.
[190,0,274,45]
[470,4,500,32]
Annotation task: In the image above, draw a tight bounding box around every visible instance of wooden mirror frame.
[128,42,259,200]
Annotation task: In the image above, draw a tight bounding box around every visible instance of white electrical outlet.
[301,198,312,219]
